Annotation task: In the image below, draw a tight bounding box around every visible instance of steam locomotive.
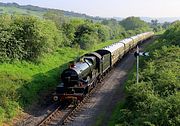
[53,32,154,102]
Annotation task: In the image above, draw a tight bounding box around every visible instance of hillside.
[140,17,180,23]
[113,16,180,23]
[0,2,104,21]
[1,2,180,23]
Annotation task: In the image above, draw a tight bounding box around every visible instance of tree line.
[0,11,153,63]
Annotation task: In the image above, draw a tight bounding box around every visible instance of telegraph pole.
[136,45,139,84]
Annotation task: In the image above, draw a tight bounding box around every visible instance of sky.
[1,0,180,18]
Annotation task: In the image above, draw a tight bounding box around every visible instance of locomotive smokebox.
[61,69,79,87]
[61,57,94,87]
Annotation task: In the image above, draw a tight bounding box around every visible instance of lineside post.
[134,45,149,84]
[136,45,139,84]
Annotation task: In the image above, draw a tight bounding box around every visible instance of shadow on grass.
[16,63,67,116]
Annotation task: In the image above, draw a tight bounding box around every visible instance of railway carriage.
[103,42,124,66]
[131,35,140,47]
[119,38,134,53]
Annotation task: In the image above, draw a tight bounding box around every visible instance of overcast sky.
[1,0,180,18]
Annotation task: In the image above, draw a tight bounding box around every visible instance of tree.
[73,22,99,49]
[162,22,170,29]
[79,33,98,50]
[62,22,75,46]
[95,24,110,42]
[151,19,158,26]
[101,18,125,39]
[43,10,66,29]
[162,21,180,46]
[0,14,62,62]
[120,17,151,32]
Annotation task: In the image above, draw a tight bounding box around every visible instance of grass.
[0,38,119,125]
[0,6,45,17]
[94,112,105,126]
[92,39,119,51]
[0,47,83,124]
[108,101,125,126]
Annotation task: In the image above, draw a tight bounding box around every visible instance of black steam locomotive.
[53,32,154,102]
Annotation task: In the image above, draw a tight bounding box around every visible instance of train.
[53,32,154,103]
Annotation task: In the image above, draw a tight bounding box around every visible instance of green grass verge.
[108,101,125,126]
[0,47,85,124]
[94,112,106,126]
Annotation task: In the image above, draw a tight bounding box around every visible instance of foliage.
[78,33,98,50]
[109,23,180,126]
[0,14,62,62]
[161,21,180,46]
[95,23,111,42]
[0,107,5,124]
[102,18,125,39]
[162,22,170,29]
[43,10,66,28]
[61,22,75,46]
[43,12,110,49]
[120,16,151,32]
[150,19,165,32]
[74,22,98,49]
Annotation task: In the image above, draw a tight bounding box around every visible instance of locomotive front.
[61,62,91,87]
[53,56,96,102]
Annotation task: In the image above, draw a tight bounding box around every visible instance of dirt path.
[66,38,155,126]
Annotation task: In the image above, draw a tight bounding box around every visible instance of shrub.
[0,107,5,124]
[0,14,62,62]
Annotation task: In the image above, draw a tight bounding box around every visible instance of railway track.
[37,70,112,126]
[36,38,155,126]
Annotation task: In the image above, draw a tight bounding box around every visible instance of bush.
[79,33,98,50]
[0,14,62,62]
[161,21,180,46]
[120,16,151,32]
[74,22,99,49]
[95,24,111,42]
[0,107,5,124]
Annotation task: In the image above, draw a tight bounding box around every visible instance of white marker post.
[134,46,149,84]
[136,46,139,84]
